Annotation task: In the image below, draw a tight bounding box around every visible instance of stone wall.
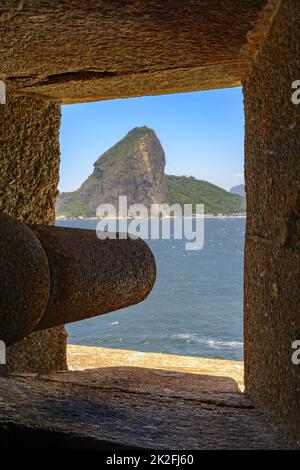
[0,95,67,373]
[243,0,300,441]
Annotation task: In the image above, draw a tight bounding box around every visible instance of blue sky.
[59,87,244,193]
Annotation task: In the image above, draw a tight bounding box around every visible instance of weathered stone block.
[0,95,67,373]
[243,0,300,442]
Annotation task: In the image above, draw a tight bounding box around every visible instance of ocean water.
[56,218,245,360]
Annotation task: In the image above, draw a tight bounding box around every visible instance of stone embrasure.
[0,0,278,103]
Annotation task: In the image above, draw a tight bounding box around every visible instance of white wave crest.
[172,333,243,349]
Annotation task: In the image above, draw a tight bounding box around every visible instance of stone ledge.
[0,345,295,449]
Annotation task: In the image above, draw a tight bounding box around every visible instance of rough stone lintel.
[0,0,279,103]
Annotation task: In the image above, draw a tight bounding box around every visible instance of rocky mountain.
[230,184,245,197]
[56,127,246,217]
[57,127,167,217]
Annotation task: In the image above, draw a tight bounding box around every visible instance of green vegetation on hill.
[57,175,246,217]
[165,175,245,215]
[56,192,95,218]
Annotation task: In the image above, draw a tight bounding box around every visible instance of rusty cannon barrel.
[31,224,156,331]
[0,213,156,346]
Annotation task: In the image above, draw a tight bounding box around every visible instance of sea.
[56,217,245,361]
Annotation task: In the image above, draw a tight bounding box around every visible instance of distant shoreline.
[56,214,246,221]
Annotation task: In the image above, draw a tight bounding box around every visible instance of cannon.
[0,213,156,346]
